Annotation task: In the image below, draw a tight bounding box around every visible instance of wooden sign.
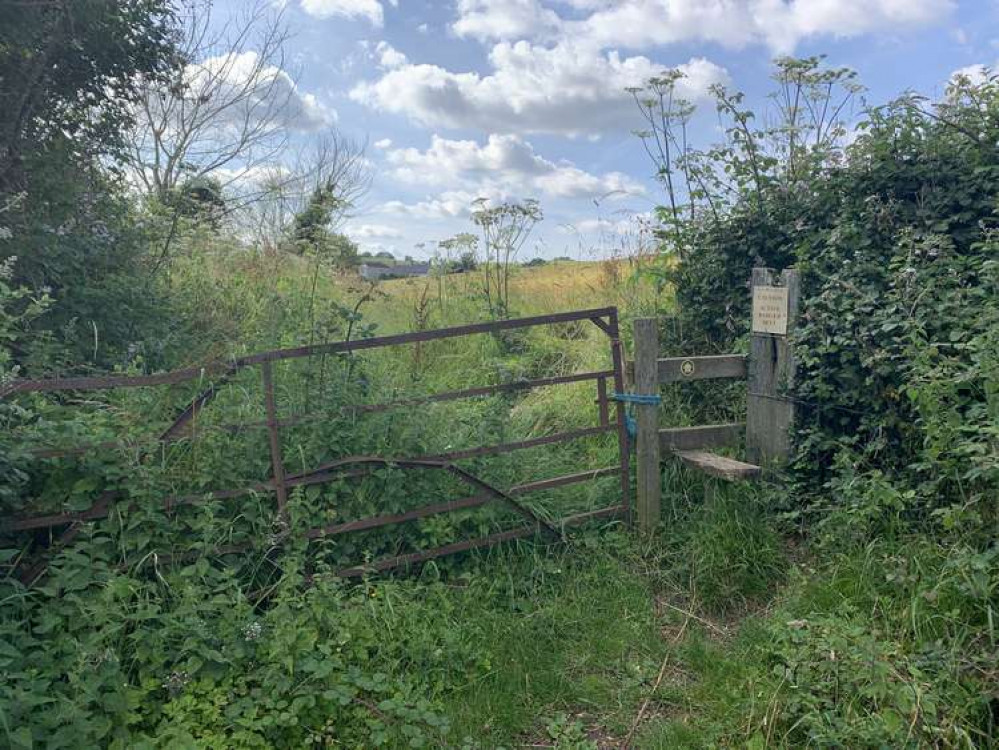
[752,285,789,335]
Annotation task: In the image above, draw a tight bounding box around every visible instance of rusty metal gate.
[3,307,631,583]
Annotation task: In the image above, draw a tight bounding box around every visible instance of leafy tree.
[0,0,179,371]
[292,183,343,253]
[166,176,227,228]
[327,232,359,271]
[238,130,369,253]
[0,0,176,189]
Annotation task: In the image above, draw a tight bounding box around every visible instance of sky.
[208,0,999,260]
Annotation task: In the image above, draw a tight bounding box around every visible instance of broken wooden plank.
[673,450,761,481]
[659,423,744,452]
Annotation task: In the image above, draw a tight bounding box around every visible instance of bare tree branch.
[124,0,310,200]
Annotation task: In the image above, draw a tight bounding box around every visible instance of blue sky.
[211,0,998,260]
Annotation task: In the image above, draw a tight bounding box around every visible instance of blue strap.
[611,392,662,406]
[611,392,660,439]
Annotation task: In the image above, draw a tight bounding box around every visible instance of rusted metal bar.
[608,309,633,524]
[286,456,560,537]
[510,465,620,494]
[9,434,617,534]
[6,460,621,534]
[335,504,625,578]
[238,307,618,366]
[121,469,621,574]
[261,362,288,519]
[160,365,241,442]
[336,526,537,577]
[7,494,125,532]
[128,503,627,581]
[303,466,621,539]
[421,424,614,462]
[589,315,615,337]
[2,308,614,400]
[16,491,116,585]
[596,376,609,427]
[558,504,626,526]
[220,369,616,433]
[306,495,490,538]
[28,369,616,456]
[0,363,231,398]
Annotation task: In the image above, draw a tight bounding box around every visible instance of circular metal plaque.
[680,359,695,377]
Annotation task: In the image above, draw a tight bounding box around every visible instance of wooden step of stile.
[673,450,761,481]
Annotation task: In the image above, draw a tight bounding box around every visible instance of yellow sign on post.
[752,285,789,335]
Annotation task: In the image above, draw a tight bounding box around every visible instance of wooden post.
[261,361,289,522]
[608,309,633,525]
[633,318,661,531]
[747,268,800,469]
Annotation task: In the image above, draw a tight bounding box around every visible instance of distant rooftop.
[359,263,431,280]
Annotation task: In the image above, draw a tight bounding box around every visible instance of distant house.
[359,262,431,281]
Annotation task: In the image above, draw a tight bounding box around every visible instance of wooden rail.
[625,354,747,383]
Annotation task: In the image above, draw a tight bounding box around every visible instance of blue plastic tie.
[611,392,662,406]
[611,392,660,439]
[624,413,637,439]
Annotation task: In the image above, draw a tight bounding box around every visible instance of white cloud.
[452,0,561,42]
[352,44,727,136]
[375,41,407,69]
[301,0,384,26]
[949,63,995,85]
[187,51,334,133]
[349,0,950,136]
[455,0,953,53]
[374,137,393,149]
[379,190,483,220]
[384,133,645,200]
[568,0,952,54]
[348,223,404,239]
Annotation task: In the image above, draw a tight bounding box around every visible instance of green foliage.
[0,0,179,371]
[0,0,176,189]
[164,177,227,229]
[674,484,786,612]
[636,58,999,531]
[640,537,998,748]
[543,713,598,749]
